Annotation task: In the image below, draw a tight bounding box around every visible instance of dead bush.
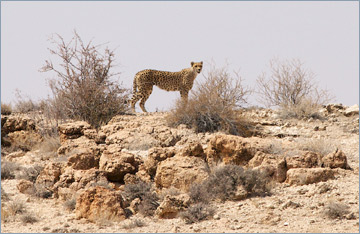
[16,165,43,182]
[33,184,53,199]
[180,203,215,224]
[1,186,9,201]
[1,102,12,115]
[189,165,271,203]
[123,182,159,216]
[1,161,21,180]
[257,58,334,119]
[40,30,130,128]
[13,90,42,114]
[167,63,252,136]
[323,201,350,219]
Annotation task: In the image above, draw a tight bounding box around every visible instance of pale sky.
[1,1,359,112]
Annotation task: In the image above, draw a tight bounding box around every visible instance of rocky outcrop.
[53,167,109,201]
[248,151,287,182]
[17,179,35,194]
[285,168,336,185]
[75,186,126,222]
[99,144,143,182]
[1,115,36,134]
[285,151,322,169]
[344,104,359,117]
[154,155,209,192]
[322,150,349,169]
[67,148,101,170]
[206,134,256,167]
[35,162,63,188]
[155,194,190,218]
[58,121,91,144]
[144,147,176,178]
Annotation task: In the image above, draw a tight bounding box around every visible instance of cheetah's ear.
[191,61,194,67]
[200,61,203,65]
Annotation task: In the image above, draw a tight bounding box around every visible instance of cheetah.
[130,61,203,112]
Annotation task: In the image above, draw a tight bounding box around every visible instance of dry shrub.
[323,201,350,219]
[257,58,334,119]
[123,182,159,216]
[189,165,271,203]
[1,161,21,180]
[20,213,38,224]
[64,198,76,211]
[180,203,215,224]
[1,102,12,115]
[16,165,43,182]
[13,90,43,114]
[37,135,61,160]
[1,187,9,201]
[40,31,130,128]
[33,184,53,199]
[167,64,252,136]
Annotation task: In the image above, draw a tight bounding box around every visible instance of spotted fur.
[130,61,203,112]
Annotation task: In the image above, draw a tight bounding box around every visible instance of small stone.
[213,214,220,220]
[284,222,289,226]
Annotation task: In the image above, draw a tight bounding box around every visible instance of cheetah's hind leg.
[130,93,141,113]
[139,86,153,113]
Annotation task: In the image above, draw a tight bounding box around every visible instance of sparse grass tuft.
[296,138,338,156]
[64,198,76,211]
[7,201,26,215]
[180,203,215,224]
[20,213,38,224]
[121,218,146,229]
[323,201,350,219]
[1,102,12,115]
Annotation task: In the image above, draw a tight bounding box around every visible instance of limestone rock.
[285,151,322,169]
[75,186,126,222]
[155,194,190,218]
[249,151,287,182]
[206,134,256,167]
[58,121,91,144]
[179,142,206,159]
[144,147,176,178]
[322,150,349,169]
[67,148,101,170]
[57,136,103,156]
[17,179,35,194]
[285,168,335,185]
[99,145,143,182]
[35,162,63,188]
[344,104,359,117]
[1,115,36,134]
[154,155,209,192]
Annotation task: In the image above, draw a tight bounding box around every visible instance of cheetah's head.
[191,61,203,74]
